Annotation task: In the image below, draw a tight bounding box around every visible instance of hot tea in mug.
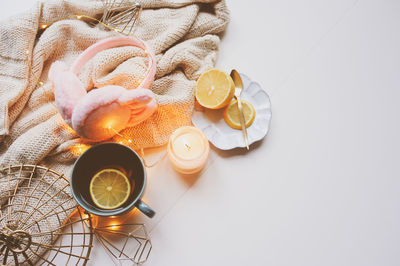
[71,143,155,218]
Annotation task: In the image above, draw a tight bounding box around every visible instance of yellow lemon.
[195,69,235,109]
[223,99,256,130]
[89,169,131,210]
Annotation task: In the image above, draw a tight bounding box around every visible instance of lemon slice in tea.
[223,99,256,130]
[89,169,131,210]
[195,69,235,109]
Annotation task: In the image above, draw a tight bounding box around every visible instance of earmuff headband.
[70,36,156,89]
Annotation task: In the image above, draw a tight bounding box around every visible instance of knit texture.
[0,0,229,171]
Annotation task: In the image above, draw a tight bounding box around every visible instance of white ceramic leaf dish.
[192,73,272,150]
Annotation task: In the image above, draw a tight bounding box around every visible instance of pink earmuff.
[48,36,157,141]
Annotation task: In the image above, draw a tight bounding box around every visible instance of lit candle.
[168,126,210,174]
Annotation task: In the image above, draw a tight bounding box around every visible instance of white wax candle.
[167,126,209,174]
[173,133,204,160]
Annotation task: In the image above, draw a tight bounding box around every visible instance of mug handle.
[135,200,155,218]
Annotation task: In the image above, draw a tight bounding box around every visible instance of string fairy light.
[38,14,138,38]
[70,143,90,156]
[107,125,167,168]
[107,125,134,146]
[108,223,120,230]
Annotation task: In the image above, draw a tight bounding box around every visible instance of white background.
[2,0,400,265]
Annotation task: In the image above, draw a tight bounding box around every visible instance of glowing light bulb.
[128,139,132,143]
[109,223,119,230]
[25,50,30,55]
[41,24,48,29]
[76,15,82,19]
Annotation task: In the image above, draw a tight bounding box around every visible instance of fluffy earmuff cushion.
[49,36,158,141]
[71,85,157,141]
[48,61,87,126]
[118,89,158,127]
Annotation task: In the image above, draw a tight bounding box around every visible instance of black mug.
[70,142,155,218]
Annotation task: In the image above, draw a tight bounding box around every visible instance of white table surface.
[2,1,400,265]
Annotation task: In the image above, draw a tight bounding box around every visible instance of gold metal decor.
[100,0,142,36]
[0,165,93,265]
[37,1,142,37]
[94,222,152,265]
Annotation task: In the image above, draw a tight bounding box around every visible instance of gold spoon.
[230,70,249,150]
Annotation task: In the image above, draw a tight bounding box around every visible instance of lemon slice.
[195,69,235,109]
[89,169,131,210]
[223,99,256,130]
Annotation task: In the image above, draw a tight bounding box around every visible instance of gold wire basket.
[94,223,152,265]
[0,165,93,265]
